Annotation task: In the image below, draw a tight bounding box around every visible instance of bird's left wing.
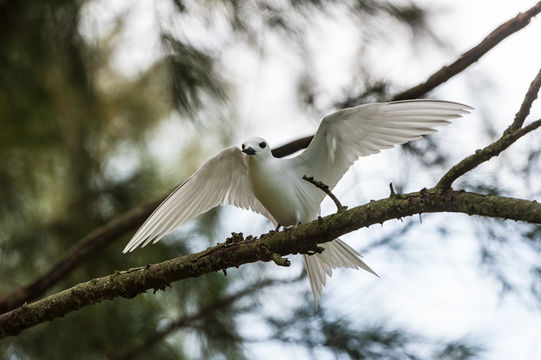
[293,100,472,190]
[123,146,275,253]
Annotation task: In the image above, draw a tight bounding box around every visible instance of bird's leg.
[302,175,347,212]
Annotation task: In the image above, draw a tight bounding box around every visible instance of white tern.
[123,99,472,306]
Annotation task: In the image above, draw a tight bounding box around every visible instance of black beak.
[242,146,256,156]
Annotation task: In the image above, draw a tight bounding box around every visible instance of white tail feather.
[303,239,377,308]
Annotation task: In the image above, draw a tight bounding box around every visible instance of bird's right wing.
[123,146,275,253]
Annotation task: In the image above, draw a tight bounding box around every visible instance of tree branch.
[271,135,313,158]
[509,67,541,131]
[391,2,541,101]
[118,276,299,359]
[0,198,163,314]
[1,188,540,338]
[437,67,541,189]
[436,118,541,190]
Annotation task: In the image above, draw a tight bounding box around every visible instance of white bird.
[123,99,472,306]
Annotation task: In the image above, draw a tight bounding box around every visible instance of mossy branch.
[1,188,540,338]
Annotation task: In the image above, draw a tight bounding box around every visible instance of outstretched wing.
[294,100,472,190]
[123,146,275,253]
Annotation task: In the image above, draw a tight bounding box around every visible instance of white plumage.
[123,99,472,307]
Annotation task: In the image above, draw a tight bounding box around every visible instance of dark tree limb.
[0,198,163,314]
[1,188,541,338]
[392,2,541,101]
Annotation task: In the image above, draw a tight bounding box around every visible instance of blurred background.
[1,0,540,359]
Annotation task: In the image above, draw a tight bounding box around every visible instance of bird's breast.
[248,159,319,226]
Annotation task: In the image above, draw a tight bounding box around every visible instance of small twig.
[389,183,396,197]
[389,183,404,222]
[437,119,541,189]
[437,67,541,190]
[508,67,541,132]
[302,175,347,212]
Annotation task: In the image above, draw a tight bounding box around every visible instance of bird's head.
[241,137,272,160]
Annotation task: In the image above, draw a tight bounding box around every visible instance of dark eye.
[259,142,266,148]
[241,144,245,150]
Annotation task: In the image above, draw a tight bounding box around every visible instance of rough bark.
[1,188,540,338]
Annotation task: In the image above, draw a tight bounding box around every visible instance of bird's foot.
[226,232,244,244]
[282,222,301,232]
[306,246,325,255]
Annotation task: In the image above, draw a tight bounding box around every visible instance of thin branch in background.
[0,198,162,314]
[437,67,541,189]
[391,2,541,101]
[1,2,540,317]
[436,118,541,190]
[118,276,302,360]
